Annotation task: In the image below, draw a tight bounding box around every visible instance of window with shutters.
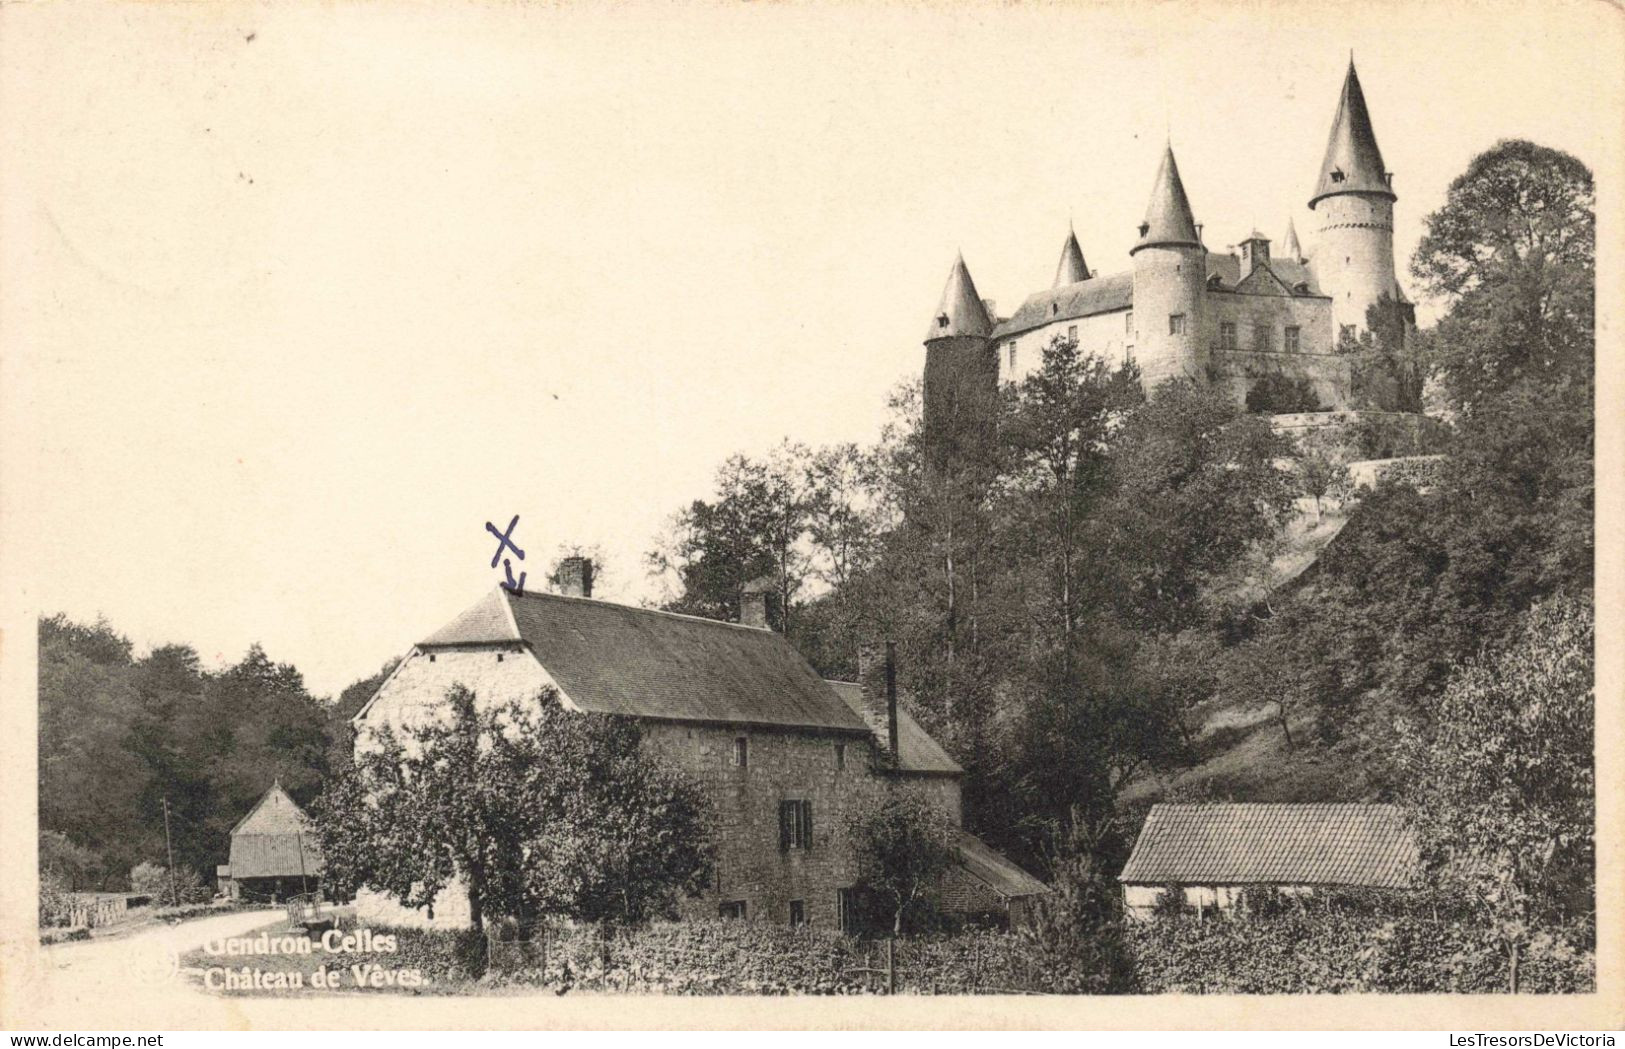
[778,800,813,851]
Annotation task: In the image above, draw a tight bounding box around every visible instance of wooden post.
[886,936,896,995]
[161,797,178,908]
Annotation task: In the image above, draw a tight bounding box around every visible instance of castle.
[923,60,1422,438]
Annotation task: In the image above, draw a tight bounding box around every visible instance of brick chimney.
[857,641,899,767]
[739,574,775,629]
[557,556,593,598]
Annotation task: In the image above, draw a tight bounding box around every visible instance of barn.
[1118,803,1418,918]
[217,780,323,903]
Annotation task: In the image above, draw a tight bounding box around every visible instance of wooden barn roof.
[227,782,323,880]
[955,830,1050,899]
[1118,803,1417,888]
[420,588,872,734]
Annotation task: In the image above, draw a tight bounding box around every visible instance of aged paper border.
[1,0,1620,1030]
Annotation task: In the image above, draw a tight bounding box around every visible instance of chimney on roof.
[858,641,899,768]
[739,574,775,629]
[557,556,594,598]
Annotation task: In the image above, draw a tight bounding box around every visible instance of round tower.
[1130,145,1207,393]
[922,253,998,473]
[1309,60,1400,341]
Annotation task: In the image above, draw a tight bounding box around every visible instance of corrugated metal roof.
[227,783,323,879]
[1118,803,1417,888]
[955,830,1050,899]
[824,680,963,775]
[1311,61,1395,208]
[422,589,871,733]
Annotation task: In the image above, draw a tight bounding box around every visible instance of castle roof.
[1311,60,1395,208]
[1132,145,1202,254]
[1281,217,1305,262]
[1053,229,1090,287]
[992,271,1133,339]
[926,253,993,342]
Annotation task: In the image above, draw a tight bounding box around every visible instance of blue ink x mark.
[502,558,527,594]
[485,515,525,569]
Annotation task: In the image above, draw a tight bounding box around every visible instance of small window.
[428,654,436,662]
[719,900,747,920]
[1125,311,1134,334]
[1068,325,1078,341]
[779,800,813,851]
[1219,321,1237,350]
[1340,324,1357,343]
[1331,168,1346,183]
[1007,343,1017,370]
[789,900,805,926]
[1285,326,1301,353]
[1169,313,1186,336]
[496,653,504,662]
[835,743,846,770]
[734,737,748,768]
[1051,303,1059,316]
[936,313,949,330]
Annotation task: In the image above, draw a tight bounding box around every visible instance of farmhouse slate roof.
[955,830,1050,899]
[825,680,963,775]
[227,782,323,880]
[421,588,872,734]
[1118,803,1417,888]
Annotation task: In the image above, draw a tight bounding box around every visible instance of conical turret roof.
[1282,217,1305,262]
[1310,60,1395,208]
[1053,228,1090,287]
[1132,145,1202,254]
[925,253,993,342]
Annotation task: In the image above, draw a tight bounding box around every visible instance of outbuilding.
[218,780,323,903]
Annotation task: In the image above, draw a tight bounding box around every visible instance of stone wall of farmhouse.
[353,642,965,930]
[640,722,962,929]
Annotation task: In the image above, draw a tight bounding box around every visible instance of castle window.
[779,800,813,851]
[1254,322,1271,352]
[936,313,949,330]
[1219,322,1237,350]
[1169,313,1186,336]
[1068,325,1078,342]
[734,737,748,768]
[1285,326,1301,353]
[1008,343,1017,370]
[1331,168,1346,183]
[789,900,806,926]
[1125,311,1133,334]
[1051,303,1059,316]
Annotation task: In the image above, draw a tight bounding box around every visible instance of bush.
[131,861,209,907]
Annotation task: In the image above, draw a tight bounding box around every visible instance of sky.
[3,0,1619,698]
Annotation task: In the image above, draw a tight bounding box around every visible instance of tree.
[1294,428,1348,523]
[1244,373,1324,414]
[317,686,712,932]
[846,790,957,935]
[1400,596,1593,992]
[1412,140,1594,415]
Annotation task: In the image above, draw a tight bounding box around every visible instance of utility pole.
[161,796,178,907]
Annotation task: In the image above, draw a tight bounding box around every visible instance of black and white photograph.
[1,0,1618,1033]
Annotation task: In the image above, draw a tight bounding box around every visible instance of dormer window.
[1293,281,1310,295]
[936,314,949,330]
[1138,222,1150,237]
[1330,168,1346,183]
[1051,303,1059,316]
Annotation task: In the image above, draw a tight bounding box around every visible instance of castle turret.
[1309,59,1399,340]
[1281,217,1305,264]
[1054,227,1090,287]
[922,253,998,471]
[1130,144,1206,392]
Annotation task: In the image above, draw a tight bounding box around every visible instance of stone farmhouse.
[350,560,1048,930]
[1117,803,1418,919]
[216,780,323,903]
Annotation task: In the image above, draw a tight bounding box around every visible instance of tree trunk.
[1508,940,1521,994]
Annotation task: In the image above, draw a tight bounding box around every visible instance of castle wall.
[1205,290,1347,409]
[998,308,1133,383]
